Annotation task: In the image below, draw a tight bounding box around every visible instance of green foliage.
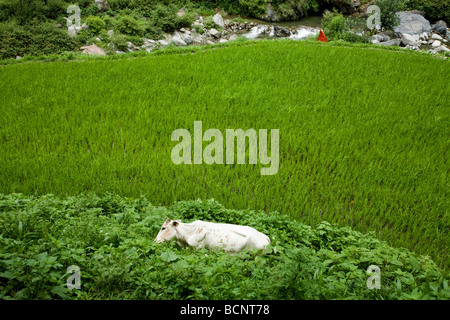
[321,10,369,42]
[117,15,143,36]
[321,9,349,39]
[43,0,66,20]
[109,33,129,51]
[147,3,196,35]
[405,0,450,23]
[374,0,405,30]
[193,24,205,34]
[0,20,79,59]
[203,15,215,29]
[86,15,106,35]
[0,193,447,300]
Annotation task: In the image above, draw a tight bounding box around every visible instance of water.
[226,15,323,28]
[223,14,322,40]
[244,25,319,40]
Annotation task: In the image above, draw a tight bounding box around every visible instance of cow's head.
[155,218,180,243]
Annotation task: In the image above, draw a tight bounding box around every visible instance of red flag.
[318,30,328,43]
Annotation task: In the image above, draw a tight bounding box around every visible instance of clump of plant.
[374,0,405,30]
[203,15,215,29]
[149,4,195,34]
[0,20,79,59]
[321,9,369,43]
[85,15,106,35]
[116,15,143,37]
[321,9,349,40]
[109,33,128,51]
[193,24,204,34]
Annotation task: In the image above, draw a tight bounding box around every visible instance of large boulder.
[213,13,224,28]
[209,28,221,39]
[400,33,417,46]
[378,39,402,46]
[394,12,432,36]
[170,35,187,46]
[80,44,105,56]
[432,21,448,36]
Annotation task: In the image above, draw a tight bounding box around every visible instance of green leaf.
[51,285,69,299]
[390,259,403,266]
[160,252,178,262]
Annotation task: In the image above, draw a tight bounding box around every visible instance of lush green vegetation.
[1,40,448,273]
[0,193,448,299]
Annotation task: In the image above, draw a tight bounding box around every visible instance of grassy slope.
[0,40,449,269]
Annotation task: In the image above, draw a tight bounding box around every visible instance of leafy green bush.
[110,33,129,51]
[116,15,143,36]
[203,15,215,29]
[405,0,450,23]
[0,193,448,300]
[321,9,349,40]
[85,15,106,35]
[43,0,66,20]
[0,21,79,59]
[374,0,405,30]
[193,24,205,34]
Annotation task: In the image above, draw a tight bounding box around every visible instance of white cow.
[155,218,270,252]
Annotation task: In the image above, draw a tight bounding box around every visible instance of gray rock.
[434,45,450,53]
[433,25,447,36]
[273,26,290,37]
[405,44,420,51]
[95,0,109,11]
[183,35,193,45]
[213,13,224,28]
[158,40,169,47]
[431,40,441,47]
[432,20,448,35]
[171,35,187,46]
[419,32,429,40]
[219,39,228,43]
[400,33,417,46]
[228,34,239,41]
[434,20,447,28]
[431,33,444,40]
[378,38,402,46]
[81,23,89,30]
[209,28,221,38]
[370,34,390,43]
[394,12,432,36]
[80,44,106,56]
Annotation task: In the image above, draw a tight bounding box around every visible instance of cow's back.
[191,220,270,251]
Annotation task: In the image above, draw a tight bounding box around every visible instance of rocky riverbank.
[78,11,449,57]
[369,12,450,55]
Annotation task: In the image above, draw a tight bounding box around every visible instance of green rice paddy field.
[0,40,449,270]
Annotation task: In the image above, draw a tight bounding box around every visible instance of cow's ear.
[165,217,172,223]
[172,221,179,227]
